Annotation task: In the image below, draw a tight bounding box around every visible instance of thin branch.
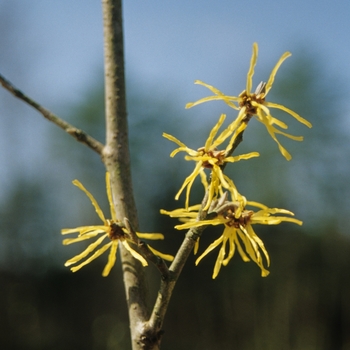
[0,73,104,155]
[141,115,250,346]
[124,218,170,279]
[224,126,245,159]
[143,227,207,345]
[143,194,210,346]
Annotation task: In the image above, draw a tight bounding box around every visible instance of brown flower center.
[107,220,127,241]
[197,147,226,169]
[223,208,254,228]
[238,90,266,117]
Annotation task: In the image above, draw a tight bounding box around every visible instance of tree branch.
[141,122,249,346]
[101,1,150,349]
[0,73,104,155]
[142,194,210,347]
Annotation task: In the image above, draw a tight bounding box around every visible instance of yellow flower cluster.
[61,43,309,280]
[162,198,302,278]
[161,43,309,278]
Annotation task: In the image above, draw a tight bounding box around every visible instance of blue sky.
[2,0,349,103]
[1,0,350,197]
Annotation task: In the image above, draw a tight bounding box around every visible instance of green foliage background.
[1,42,350,349]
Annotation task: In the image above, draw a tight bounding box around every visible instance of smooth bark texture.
[101,1,150,349]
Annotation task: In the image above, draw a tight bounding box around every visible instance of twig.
[226,128,244,157]
[124,218,170,279]
[143,196,209,347]
[141,115,250,346]
[0,73,104,155]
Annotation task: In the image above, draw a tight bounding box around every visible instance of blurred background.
[1,0,350,349]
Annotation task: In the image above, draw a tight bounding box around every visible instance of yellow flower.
[164,199,302,279]
[186,43,312,160]
[62,173,173,277]
[163,114,259,210]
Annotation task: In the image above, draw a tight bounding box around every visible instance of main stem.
[101,1,150,349]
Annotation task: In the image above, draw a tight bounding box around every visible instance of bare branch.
[0,73,104,155]
[101,1,150,349]
[143,207,208,346]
